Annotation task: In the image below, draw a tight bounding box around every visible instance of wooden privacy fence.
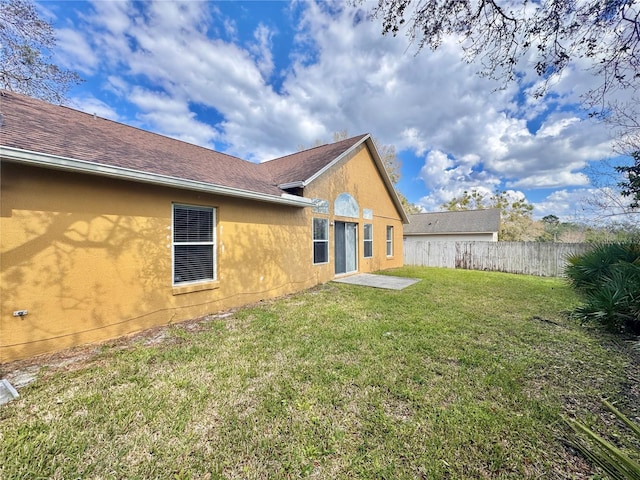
[403,241,593,277]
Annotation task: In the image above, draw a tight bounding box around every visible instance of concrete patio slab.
[0,379,19,406]
[333,273,420,290]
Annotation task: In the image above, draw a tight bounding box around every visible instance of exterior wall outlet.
[13,310,28,317]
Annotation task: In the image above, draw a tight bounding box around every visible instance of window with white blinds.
[173,204,216,285]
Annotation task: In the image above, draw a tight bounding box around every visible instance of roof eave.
[1,146,314,208]
[301,135,410,224]
[278,181,304,190]
[363,136,409,224]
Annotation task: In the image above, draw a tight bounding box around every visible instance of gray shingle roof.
[404,209,500,235]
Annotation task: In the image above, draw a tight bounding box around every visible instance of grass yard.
[1,267,639,479]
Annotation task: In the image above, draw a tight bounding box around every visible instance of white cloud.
[128,88,220,148]
[533,189,593,221]
[55,28,97,74]
[104,76,129,96]
[85,0,135,67]
[415,150,503,210]
[250,24,276,79]
[68,96,119,121]
[508,172,589,189]
[60,0,633,216]
[537,117,580,137]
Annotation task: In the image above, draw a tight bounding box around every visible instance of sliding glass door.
[335,221,357,275]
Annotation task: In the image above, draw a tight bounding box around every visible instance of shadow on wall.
[1,165,320,361]
[1,165,174,361]
[1,209,173,361]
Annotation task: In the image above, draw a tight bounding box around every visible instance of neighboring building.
[0,91,407,362]
[403,209,500,244]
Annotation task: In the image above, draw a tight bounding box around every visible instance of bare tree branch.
[367,0,640,151]
[0,0,82,103]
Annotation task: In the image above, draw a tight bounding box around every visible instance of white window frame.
[363,223,373,258]
[313,217,329,265]
[386,225,394,257]
[172,204,216,285]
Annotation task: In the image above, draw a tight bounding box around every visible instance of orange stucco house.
[0,91,408,362]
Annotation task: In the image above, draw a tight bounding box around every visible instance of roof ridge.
[405,208,500,234]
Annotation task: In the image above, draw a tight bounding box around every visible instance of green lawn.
[1,267,638,479]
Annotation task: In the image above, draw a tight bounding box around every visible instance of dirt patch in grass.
[1,310,237,385]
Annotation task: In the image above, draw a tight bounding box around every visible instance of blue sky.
[39,0,633,221]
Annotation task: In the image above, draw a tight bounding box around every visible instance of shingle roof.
[404,209,500,234]
[258,134,369,186]
[0,90,284,196]
[258,134,409,223]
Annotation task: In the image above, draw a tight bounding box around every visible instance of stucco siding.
[303,144,404,282]
[1,163,314,362]
[1,146,403,362]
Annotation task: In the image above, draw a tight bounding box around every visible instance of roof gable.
[404,209,500,234]
[260,134,409,223]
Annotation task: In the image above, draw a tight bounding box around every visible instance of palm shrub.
[565,243,640,334]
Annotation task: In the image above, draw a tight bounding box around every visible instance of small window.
[334,193,359,218]
[363,224,373,258]
[313,218,329,264]
[312,198,329,214]
[173,204,216,285]
[386,226,393,257]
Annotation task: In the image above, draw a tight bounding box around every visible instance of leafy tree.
[367,0,640,151]
[537,220,594,243]
[0,0,81,102]
[442,189,542,241]
[584,222,640,243]
[441,188,487,211]
[398,191,422,214]
[557,229,587,244]
[616,151,640,209]
[540,214,560,242]
[537,219,639,243]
